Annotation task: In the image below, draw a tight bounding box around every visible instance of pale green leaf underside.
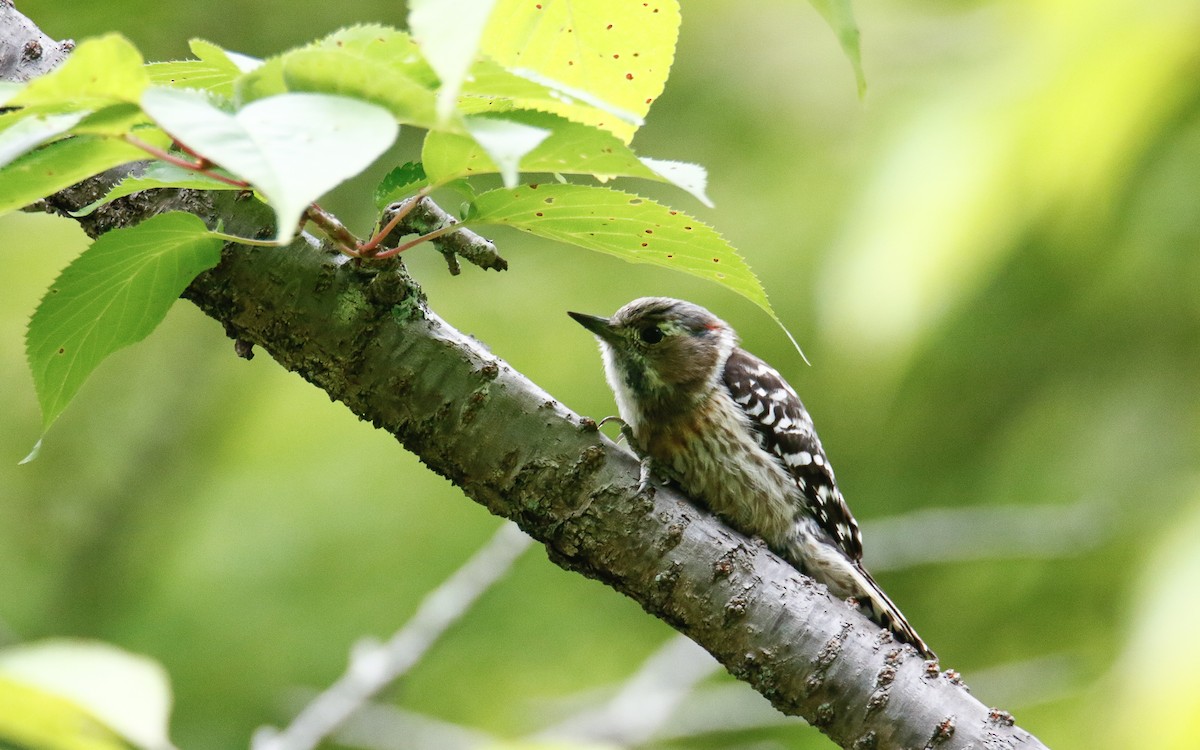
[465,184,769,313]
[422,111,711,205]
[0,111,88,170]
[462,116,551,187]
[141,88,398,242]
[0,677,129,750]
[408,0,499,120]
[0,640,174,750]
[26,212,224,431]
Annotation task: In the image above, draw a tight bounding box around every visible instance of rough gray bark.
[4,6,1050,749]
[0,1,73,81]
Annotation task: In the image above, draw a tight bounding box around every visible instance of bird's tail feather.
[785,522,936,659]
[851,563,936,660]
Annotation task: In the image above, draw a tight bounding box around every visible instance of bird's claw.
[597,415,655,496]
[636,456,657,498]
[598,415,631,445]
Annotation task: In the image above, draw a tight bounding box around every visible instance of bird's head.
[568,297,737,417]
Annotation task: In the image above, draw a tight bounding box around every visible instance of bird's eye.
[638,325,665,344]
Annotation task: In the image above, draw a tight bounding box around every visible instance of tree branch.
[376,197,507,273]
[0,2,73,82]
[3,9,1048,749]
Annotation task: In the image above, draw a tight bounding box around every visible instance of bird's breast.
[636,392,797,550]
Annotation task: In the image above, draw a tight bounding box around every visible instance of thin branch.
[251,522,533,750]
[964,653,1080,711]
[650,683,805,742]
[310,700,499,750]
[536,634,721,746]
[863,500,1109,572]
[303,203,361,257]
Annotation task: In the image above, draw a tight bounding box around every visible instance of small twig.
[863,500,1110,572]
[300,699,499,750]
[535,634,721,746]
[303,204,361,258]
[251,522,534,750]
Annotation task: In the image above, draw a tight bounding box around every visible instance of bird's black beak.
[568,311,619,343]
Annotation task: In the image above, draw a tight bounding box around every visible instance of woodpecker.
[569,297,934,659]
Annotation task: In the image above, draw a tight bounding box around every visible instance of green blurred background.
[3,0,1199,748]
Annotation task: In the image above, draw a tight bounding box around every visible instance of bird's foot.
[636,455,658,498]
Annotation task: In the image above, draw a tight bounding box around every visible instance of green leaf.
[141,88,398,242]
[145,39,257,100]
[422,111,711,204]
[0,640,173,750]
[374,161,429,208]
[481,0,682,143]
[408,0,499,121]
[190,38,262,75]
[0,132,168,216]
[72,104,152,136]
[464,184,769,312]
[72,161,244,217]
[146,60,237,96]
[457,58,625,124]
[0,110,88,169]
[807,0,867,96]
[25,212,223,432]
[373,161,474,210]
[12,34,147,109]
[238,25,442,127]
[278,49,438,128]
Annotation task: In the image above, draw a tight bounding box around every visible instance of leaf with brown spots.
[464,183,771,313]
[482,0,681,143]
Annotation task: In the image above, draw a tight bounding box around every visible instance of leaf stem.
[206,230,285,248]
[357,189,429,255]
[173,139,212,169]
[122,134,250,189]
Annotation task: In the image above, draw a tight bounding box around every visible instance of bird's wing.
[722,348,863,559]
